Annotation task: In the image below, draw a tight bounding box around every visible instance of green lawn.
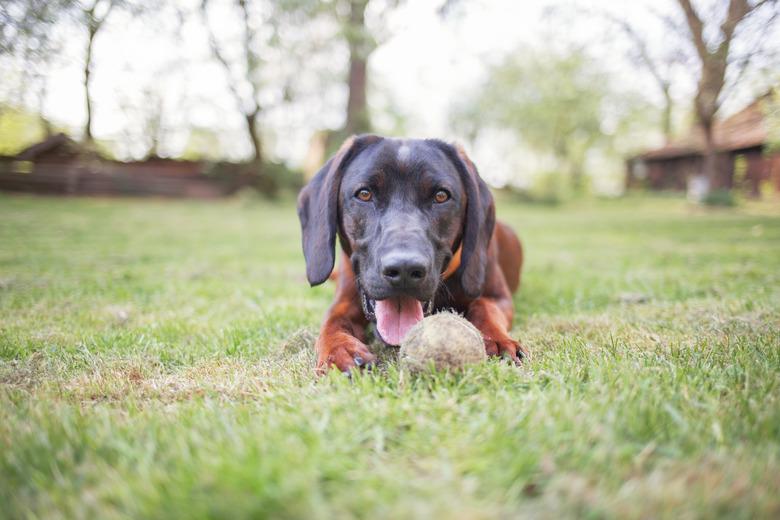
[1,193,779,519]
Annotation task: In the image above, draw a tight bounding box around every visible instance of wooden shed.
[0,133,252,198]
[626,96,780,197]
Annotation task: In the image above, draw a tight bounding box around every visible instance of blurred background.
[0,0,778,204]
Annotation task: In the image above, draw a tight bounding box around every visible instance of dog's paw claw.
[316,339,377,375]
[501,351,522,366]
[486,337,527,367]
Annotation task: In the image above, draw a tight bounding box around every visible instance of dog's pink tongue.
[375,296,424,346]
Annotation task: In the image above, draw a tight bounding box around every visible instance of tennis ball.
[399,312,486,373]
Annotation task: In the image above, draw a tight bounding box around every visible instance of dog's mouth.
[361,291,433,346]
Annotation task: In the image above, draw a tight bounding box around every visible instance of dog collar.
[441,245,462,281]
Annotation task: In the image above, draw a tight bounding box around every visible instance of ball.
[399,312,486,373]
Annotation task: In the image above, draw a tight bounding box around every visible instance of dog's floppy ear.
[297,135,381,286]
[432,141,495,298]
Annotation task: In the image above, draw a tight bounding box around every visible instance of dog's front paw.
[316,335,376,375]
[483,335,528,366]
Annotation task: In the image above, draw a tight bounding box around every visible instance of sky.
[3,0,778,186]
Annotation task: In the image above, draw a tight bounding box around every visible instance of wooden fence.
[0,160,249,198]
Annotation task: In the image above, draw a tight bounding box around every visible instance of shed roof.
[634,95,772,161]
[16,133,91,161]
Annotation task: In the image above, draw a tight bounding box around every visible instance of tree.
[676,0,778,192]
[2,0,149,145]
[70,0,148,144]
[117,83,171,160]
[0,1,73,55]
[455,50,611,192]
[200,0,330,165]
[0,0,75,135]
[318,0,402,147]
[341,0,406,136]
[597,11,683,143]
[200,0,272,165]
[0,104,49,154]
[343,0,372,135]
[78,0,118,143]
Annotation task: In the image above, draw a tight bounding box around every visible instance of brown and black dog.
[297,135,527,373]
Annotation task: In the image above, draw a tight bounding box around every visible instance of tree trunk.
[676,0,758,200]
[346,54,369,135]
[83,26,97,143]
[700,118,717,192]
[245,110,263,165]
[38,81,53,138]
[694,73,724,192]
[344,0,371,135]
[40,115,54,138]
[661,85,673,143]
[570,162,584,193]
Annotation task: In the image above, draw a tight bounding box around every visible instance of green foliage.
[260,160,304,194]
[181,126,224,161]
[0,105,46,155]
[1,195,779,518]
[454,49,656,198]
[0,0,75,56]
[455,51,606,190]
[200,160,303,198]
[528,171,568,205]
[703,188,737,207]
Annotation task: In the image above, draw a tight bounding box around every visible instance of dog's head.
[297,135,495,345]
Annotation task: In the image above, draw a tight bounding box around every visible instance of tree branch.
[603,12,670,95]
[720,0,751,45]
[677,0,707,60]
[200,0,247,115]
[94,0,116,27]
[722,5,780,95]
[237,0,261,111]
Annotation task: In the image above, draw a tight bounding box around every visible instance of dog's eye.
[356,188,372,202]
[434,189,450,203]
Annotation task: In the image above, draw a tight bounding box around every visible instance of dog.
[297,135,527,373]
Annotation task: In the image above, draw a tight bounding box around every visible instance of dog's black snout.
[381,252,429,288]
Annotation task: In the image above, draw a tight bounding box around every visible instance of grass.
[1,192,779,519]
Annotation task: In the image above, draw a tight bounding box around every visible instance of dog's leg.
[314,253,374,374]
[465,260,528,365]
[495,221,523,294]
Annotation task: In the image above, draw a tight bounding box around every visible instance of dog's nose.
[381,252,429,288]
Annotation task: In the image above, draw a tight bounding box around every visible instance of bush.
[507,170,587,205]
[203,160,304,199]
[531,171,567,205]
[703,188,736,207]
[262,161,304,194]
